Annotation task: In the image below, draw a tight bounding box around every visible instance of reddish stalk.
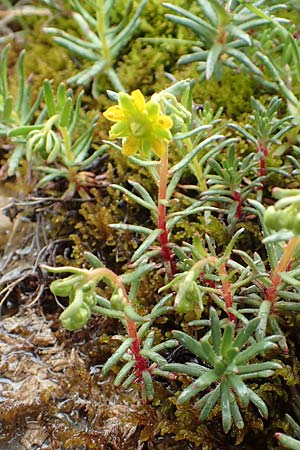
[232,190,242,219]
[265,236,300,309]
[218,262,236,322]
[257,140,269,178]
[126,318,149,380]
[158,148,176,279]
[90,268,149,380]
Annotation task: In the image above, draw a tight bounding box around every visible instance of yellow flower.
[103,89,173,158]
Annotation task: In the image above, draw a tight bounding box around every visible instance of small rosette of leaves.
[0,45,44,175]
[9,80,98,166]
[44,0,147,92]
[163,1,288,81]
[162,307,281,433]
[8,79,104,198]
[229,96,293,180]
[204,146,263,225]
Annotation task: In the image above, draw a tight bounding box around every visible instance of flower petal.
[152,139,167,157]
[122,136,140,156]
[157,115,173,129]
[132,89,146,111]
[103,105,125,122]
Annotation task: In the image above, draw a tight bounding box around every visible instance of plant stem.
[90,267,149,379]
[218,262,236,322]
[60,126,72,162]
[265,236,300,305]
[96,0,111,65]
[158,147,176,278]
[232,190,242,219]
[192,257,235,322]
[257,139,268,178]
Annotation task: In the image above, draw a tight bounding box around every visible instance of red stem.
[232,190,242,219]
[126,319,149,381]
[265,237,300,308]
[158,148,176,278]
[257,141,268,178]
[90,268,149,380]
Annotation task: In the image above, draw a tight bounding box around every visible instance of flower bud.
[282,205,298,231]
[83,290,96,308]
[82,281,97,307]
[263,206,279,231]
[110,288,127,311]
[264,203,300,234]
[175,271,203,314]
[59,289,91,331]
[60,303,91,331]
[50,275,83,297]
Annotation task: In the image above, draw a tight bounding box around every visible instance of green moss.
[116,41,176,94]
[191,69,258,120]
[173,214,228,248]
[23,33,76,93]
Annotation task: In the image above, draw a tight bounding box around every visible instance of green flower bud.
[110,288,127,311]
[82,281,97,308]
[60,303,91,331]
[264,206,279,231]
[83,290,96,308]
[50,275,83,297]
[175,271,203,314]
[264,204,300,234]
[59,289,91,331]
[282,205,299,231]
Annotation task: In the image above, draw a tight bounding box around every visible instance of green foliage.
[163,0,288,81]
[230,96,294,176]
[163,307,281,433]
[0,45,44,175]
[203,146,263,229]
[264,188,300,237]
[44,257,176,400]
[276,389,300,449]
[44,0,147,94]
[4,1,300,448]
[0,46,105,197]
